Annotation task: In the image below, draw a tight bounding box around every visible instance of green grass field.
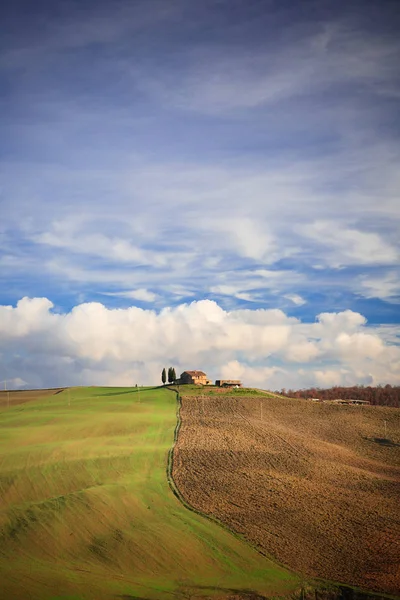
[0,386,299,600]
[174,385,289,401]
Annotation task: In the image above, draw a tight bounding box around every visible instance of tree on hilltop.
[161,368,166,385]
[167,367,177,384]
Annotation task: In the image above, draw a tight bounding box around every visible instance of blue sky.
[1,0,400,389]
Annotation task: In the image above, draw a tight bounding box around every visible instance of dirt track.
[172,394,400,595]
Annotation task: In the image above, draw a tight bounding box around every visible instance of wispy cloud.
[355,271,400,303]
[101,289,159,302]
[133,21,400,114]
[284,294,307,307]
[298,221,399,268]
[1,0,399,378]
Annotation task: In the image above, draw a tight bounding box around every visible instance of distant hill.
[278,385,400,407]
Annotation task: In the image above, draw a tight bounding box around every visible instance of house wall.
[215,380,242,387]
[180,372,195,384]
[180,372,211,385]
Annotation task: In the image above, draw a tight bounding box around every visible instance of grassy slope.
[0,386,298,600]
[177,385,287,399]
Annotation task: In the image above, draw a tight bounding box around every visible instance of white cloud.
[209,285,260,304]
[1,8,400,312]
[285,342,320,363]
[204,217,278,262]
[284,294,306,306]
[0,297,55,337]
[162,285,196,299]
[356,272,400,302]
[102,289,158,302]
[333,331,384,360]
[35,229,169,267]
[219,360,283,385]
[209,271,305,304]
[0,377,27,389]
[1,145,399,306]
[1,297,399,390]
[135,25,400,114]
[210,285,244,297]
[299,221,399,267]
[314,369,351,388]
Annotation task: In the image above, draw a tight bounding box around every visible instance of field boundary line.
[165,392,400,600]
[165,392,305,581]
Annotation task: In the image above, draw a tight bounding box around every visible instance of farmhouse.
[178,370,212,385]
[332,399,371,406]
[215,380,242,388]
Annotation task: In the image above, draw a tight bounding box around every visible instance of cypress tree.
[161,368,166,385]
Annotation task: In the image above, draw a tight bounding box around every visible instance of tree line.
[161,367,177,385]
[278,384,400,407]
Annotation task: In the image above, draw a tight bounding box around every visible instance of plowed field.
[0,388,64,407]
[172,393,400,595]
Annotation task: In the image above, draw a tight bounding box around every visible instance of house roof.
[183,370,207,376]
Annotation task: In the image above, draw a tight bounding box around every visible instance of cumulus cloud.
[313,369,351,388]
[0,377,27,389]
[1,297,399,390]
[316,309,367,330]
[285,341,321,363]
[219,360,283,385]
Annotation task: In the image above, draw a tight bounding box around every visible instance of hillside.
[279,385,400,408]
[0,386,298,600]
[172,389,400,595]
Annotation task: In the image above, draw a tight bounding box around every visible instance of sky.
[1,0,400,390]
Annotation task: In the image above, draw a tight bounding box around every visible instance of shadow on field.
[97,386,163,397]
[116,587,270,599]
[115,584,400,600]
[116,596,150,600]
[364,437,400,447]
[177,586,270,599]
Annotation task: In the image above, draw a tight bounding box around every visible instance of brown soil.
[172,394,400,595]
[0,388,64,407]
